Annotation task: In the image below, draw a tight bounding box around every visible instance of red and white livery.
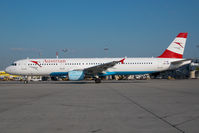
[158,33,187,58]
[5,33,191,83]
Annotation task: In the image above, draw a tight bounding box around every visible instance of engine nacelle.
[68,70,85,81]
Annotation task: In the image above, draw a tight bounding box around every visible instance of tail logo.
[174,42,183,48]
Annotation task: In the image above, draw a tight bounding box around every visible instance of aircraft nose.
[5,66,12,74]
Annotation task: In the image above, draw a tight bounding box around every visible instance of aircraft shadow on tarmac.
[0,80,149,84]
[40,80,149,84]
[4,80,149,84]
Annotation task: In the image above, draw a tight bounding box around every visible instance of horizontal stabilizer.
[171,59,191,65]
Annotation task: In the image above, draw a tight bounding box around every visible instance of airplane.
[5,33,191,83]
[0,71,22,80]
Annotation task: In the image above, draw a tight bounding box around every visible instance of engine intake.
[68,70,85,81]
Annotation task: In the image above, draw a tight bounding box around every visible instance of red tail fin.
[158,33,188,58]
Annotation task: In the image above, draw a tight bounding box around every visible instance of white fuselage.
[5,57,190,76]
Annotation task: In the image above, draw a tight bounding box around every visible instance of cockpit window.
[11,63,17,66]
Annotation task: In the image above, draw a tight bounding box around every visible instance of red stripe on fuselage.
[120,58,125,64]
[158,49,183,58]
[31,61,42,67]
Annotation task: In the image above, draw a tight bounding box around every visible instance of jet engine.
[68,70,85,80]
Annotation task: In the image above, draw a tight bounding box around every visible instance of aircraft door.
[20,62,27,71]
[157,59,169,71]
[157,60,164,70]
[60,63,65,71]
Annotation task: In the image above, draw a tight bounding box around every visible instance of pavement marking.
[108,85,186,133]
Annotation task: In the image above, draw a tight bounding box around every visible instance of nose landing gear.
[24,76,31,84]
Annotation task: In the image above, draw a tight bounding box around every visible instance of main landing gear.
[95,78,101,83]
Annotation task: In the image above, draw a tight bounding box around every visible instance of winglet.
[120,58,125,64]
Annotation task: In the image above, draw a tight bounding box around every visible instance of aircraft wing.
[83,58,125,76]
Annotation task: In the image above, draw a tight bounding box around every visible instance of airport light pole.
[56,52,58,58]
[104,48,109,57]
[38,51,42,58]
[196,45,199,59]
[62,48,68,57]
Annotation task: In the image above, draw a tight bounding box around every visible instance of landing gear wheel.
[24,76,31,84]
[95,78,101,83]
[24,80,28,84]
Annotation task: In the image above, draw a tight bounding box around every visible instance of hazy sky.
[0,0,199,69]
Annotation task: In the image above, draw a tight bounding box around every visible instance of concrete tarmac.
[0,80,199,133]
